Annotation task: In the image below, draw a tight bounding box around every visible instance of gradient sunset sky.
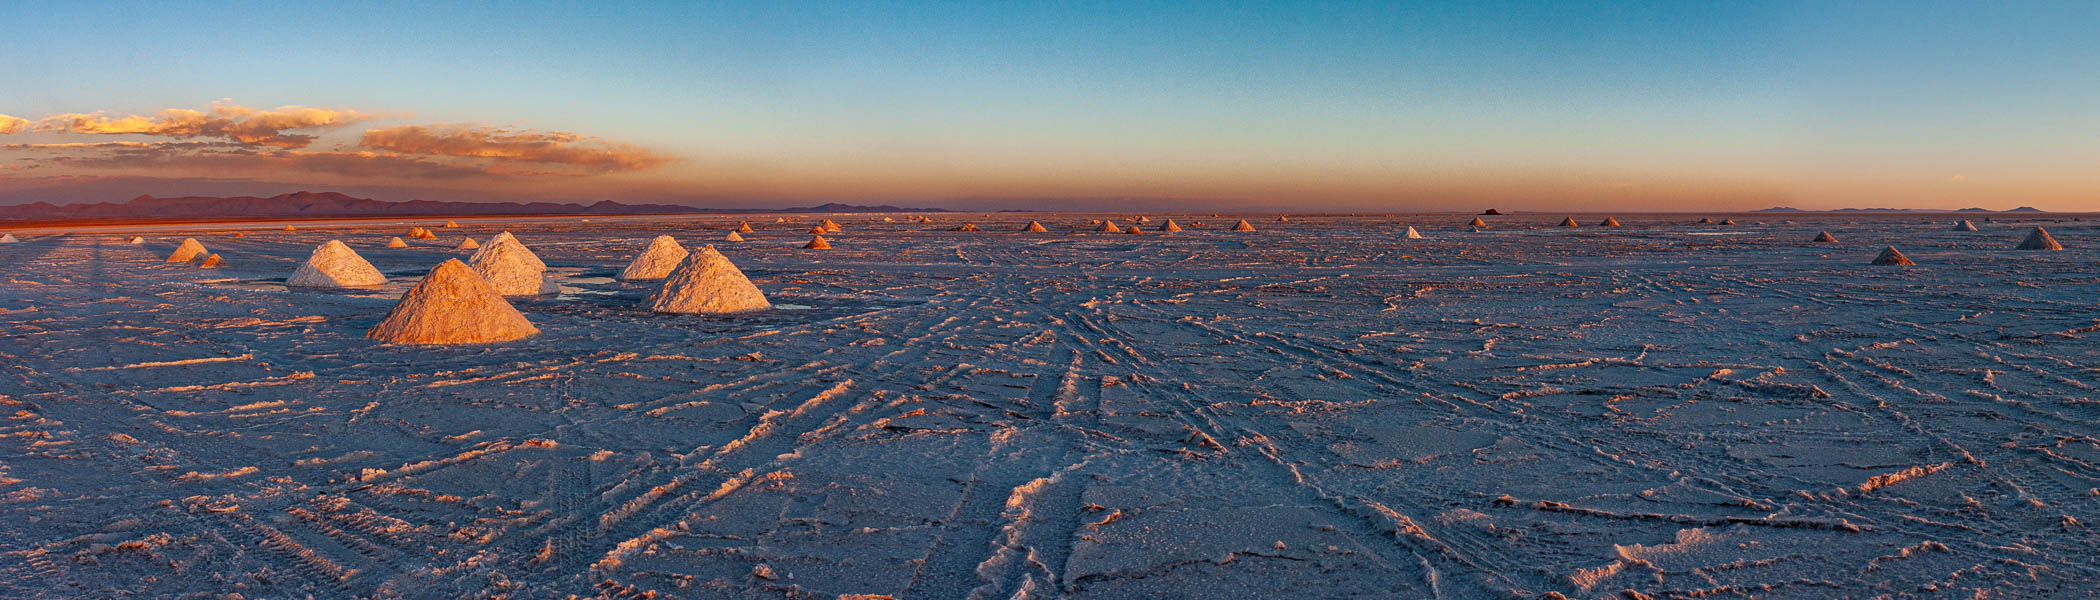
[3,1,2096,211]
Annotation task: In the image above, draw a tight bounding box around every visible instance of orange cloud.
[30,100,373,148]
[0,114,26,135]
[358,124,672,173]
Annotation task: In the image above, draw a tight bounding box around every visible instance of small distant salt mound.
[198,253,224,268]
[808,225,828,234]
[2017,227,2063,250]
[736,222,755,233]
[234,232,246,237]
[1872,246,1915,266]
[725,231,745,242]
[1137,216,1152,223]
[1698,218,1713,224]
[125,236,144,244]
[1159,219,1183,232]
[456,238,480,250]
[167,238,208,262]
[1404,226,1423,239]
[1721,219,1737,225]
[774,217,787,223]
[1953,220,1978,231]
[283,225,297,231]
[1022,221,1049,232]
[618,235,691,281]
[1467,217,1487,228]
[1599,218,1620,226]
[821,219,842,232]
[468,232,554,295]
[883,216,895,222]
[366,259,539,345]
[406,226,428,238]
[442,221,460,228]
[649,246,771,314]
[1481,209,1502,215]
[1558,217,1579,227]
[803,235,831,249]
[1812,231,1839,243]
[1231,219,1257,232]
[1098,221,1123,233]
[1125,225,1145,235]
[1276,216,1289,222]
[951,223,981,232]
[386,237,409,248]
[0,233,17,243]
[287,240,387,288]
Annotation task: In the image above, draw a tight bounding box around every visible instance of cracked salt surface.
[2,213,2099,598]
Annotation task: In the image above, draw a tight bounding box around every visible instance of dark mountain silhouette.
[1755,206,2049,213]
[0,191,947,222]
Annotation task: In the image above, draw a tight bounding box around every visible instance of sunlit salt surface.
[2,212,2097,598]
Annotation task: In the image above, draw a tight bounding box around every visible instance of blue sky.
[2,1,2095,210]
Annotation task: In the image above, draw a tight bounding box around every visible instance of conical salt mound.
[1098,221,1123,233]
[166,238,207,262]
[456,238,480,250]
[2017,227,2062,250]
[468,232,553,296]
[1698,218,1713,224]
[407,226,427,238]
[1812,231,1838,243]
[774,217,787,223]
[1276,216,1289,222]
[442,221,460,228]
[416,229,437,240]
[1160,219,1183,233]
[283,225,297,231]
[197,253,224,268]
[1125,225,1145,235]
[1404,226,1423,239]
[725,231,745,242]
[287,240,388,288]
[735,222,755,233]
[808,225,828,234]
[1231,219,1257,232]
[1137,216,1151,223]
[366,259,539,345]
[1721,219,1737,225]
[821,219,842,232]
[1022,221,1049,232]
[0,233,17,243]
[1599,218,1620,226]
[803,235,831,249]
[648,246,771,314]
[386,237,409,248]
[952,223,981,232]
[1872,246,1915,266]
[1558,217,1579,227]
[125,236,144,244]
[618,235,691,281]
[1467,217,1488,227]
[1953,220,1978,232]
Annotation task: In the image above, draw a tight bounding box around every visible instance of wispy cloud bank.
[358,125,673,173]
[0,114,27,135]
[22,100,374,148]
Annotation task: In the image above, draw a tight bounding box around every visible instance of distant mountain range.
[0,192,948,222]
[1754,206,2046,213]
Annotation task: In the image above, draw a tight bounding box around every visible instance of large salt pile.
[385,237,409,248]
[725,231,745,242]
[1404,226,1423,239]
[821,219,842,233]
[287,240,387,288]
[456,238,480,250]
[1872,246,1915,266]
[1231,219,1257,232]
[366,259,540,345]
[125,236,145,244]
[468,232,554,295]
[618,235,691,281]
[166,238,208,262]
[197,254,224,268]
[808,225,828,234]
[1558,217,1579,227]
[1022,221,1049,232]
[0,233,17,243]
[1953,220,1978,231]
[803,235,831,249]
[1599,217,1621,226]
[1125,225,1145,235]
[2016,227,2063,250]
[1812,231,1839,243]
[648,246,771,314]
[735,222,755,233]
[1467,217,1487,227]
[1159,219,1183,233]
[1098,221,1123,233]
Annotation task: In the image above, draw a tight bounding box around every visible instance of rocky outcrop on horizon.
[0,191,948,221]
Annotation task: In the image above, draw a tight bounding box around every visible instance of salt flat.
[2,213,2098,598]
